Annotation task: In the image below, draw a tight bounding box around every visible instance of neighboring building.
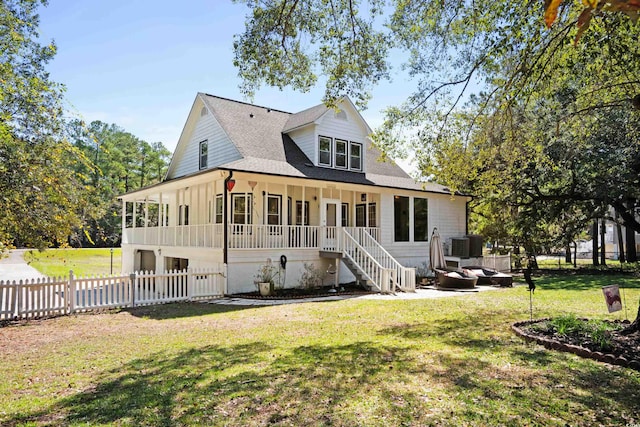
[119,93,471,293]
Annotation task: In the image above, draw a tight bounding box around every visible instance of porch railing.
[124,224,381,251]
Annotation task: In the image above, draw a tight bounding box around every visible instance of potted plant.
[254,263,278,296]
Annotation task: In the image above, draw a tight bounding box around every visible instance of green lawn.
[1,274,639,426]
[24,248,122,277]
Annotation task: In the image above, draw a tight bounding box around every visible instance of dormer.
[283,97,370,173]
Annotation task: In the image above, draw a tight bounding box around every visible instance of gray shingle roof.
[282,103,329,132]
[194,93,451,195]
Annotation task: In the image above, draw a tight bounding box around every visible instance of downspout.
[465,199,470,236]
[223,171,233,265]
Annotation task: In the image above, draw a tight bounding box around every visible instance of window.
[179,204,189,226]
[232,194,252,224]
[394,196,409,241]
[356,203,376,227]
[267,194,281,225]
[414,197,429,242]
[215,194,223,224]
[296,201,310,225]
[319,136,332,166]
[341,203,349,227]
[335,139,348,169]
[350,142,362,171]
[368,203,377,227]
[199,140,208,170]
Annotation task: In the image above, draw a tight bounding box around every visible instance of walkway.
[0,249,46,282]
[206,285,501,306]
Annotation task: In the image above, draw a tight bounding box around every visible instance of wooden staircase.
[320,228,416,293]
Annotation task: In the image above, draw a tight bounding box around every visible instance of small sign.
[602,285,622,313]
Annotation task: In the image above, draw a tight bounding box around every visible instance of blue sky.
[37,0,414,154]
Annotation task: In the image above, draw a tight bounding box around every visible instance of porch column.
[121,199,127,243]
[144,196,149,244]
[353,191,357,226]
[158,192,163,245]
[132,199,137,230]
[302,185,306,226]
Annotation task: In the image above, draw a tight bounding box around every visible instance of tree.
[0,0,89,251]
[67,120,171,247]
[233,1,640,328]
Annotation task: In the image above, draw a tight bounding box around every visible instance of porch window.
[350,142,362,171]
[356,203,376,227]
[267,194,281,225]
[319,136,332,166]
[341,203,349,227]
[296,201,310,225]
[179,204,189,226]
[215,194,223,224]
[335,139,348,169]
[394,196,410,242]
[232,194,252,224]
[199,140,208,170]
[414,197,429,241]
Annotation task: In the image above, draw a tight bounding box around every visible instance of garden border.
[512,319,640,371]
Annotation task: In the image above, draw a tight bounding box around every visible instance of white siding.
[288,127,316,163]
[316,104,368,171]
[378,190,468,269]
[169,109,241,179]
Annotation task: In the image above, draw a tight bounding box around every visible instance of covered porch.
[121,170,382,252]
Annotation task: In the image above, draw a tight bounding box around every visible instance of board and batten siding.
[169,108,242,179]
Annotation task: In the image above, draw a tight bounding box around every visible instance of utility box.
[466,234,484,257]
[451,238,470,258]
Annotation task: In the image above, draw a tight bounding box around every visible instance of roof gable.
[162,92,444,192]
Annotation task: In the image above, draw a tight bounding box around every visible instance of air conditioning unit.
[451,238,470,258]
[466,234,484,257]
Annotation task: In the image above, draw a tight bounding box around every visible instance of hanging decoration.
[226,179,236,192]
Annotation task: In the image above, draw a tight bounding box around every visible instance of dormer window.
[319,136,332,166]
[350,142,362,171]
[317,136,363,172]
[199,140,208,170]
[335,139,348,169]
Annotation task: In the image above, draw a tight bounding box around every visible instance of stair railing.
[340,229,394,293]
[344,228,416,292]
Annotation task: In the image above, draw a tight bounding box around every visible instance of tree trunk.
[592,219,599,266]
[616,218,626,263]
[565,243,572,263]
[600,218,606,266]
[621,300,640,335]
[626,224,637,263]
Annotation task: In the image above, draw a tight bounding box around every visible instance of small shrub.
[297,262,324,289]
[550,314,581,336]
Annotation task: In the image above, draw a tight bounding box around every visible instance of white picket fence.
[0,267,226,321]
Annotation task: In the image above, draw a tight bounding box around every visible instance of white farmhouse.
[119,93,470,293]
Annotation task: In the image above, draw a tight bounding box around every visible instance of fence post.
[14,280,21,320]
[187,267,193,301]
[68,270,76,315]
[129,272,137,307]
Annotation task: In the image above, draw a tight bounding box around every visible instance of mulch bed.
[513,319,640,371]
[231,283,374,300]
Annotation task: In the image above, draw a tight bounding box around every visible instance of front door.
[321,199,342,251]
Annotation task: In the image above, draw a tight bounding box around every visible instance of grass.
[24,248,122,277]
[1,274,639,426]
